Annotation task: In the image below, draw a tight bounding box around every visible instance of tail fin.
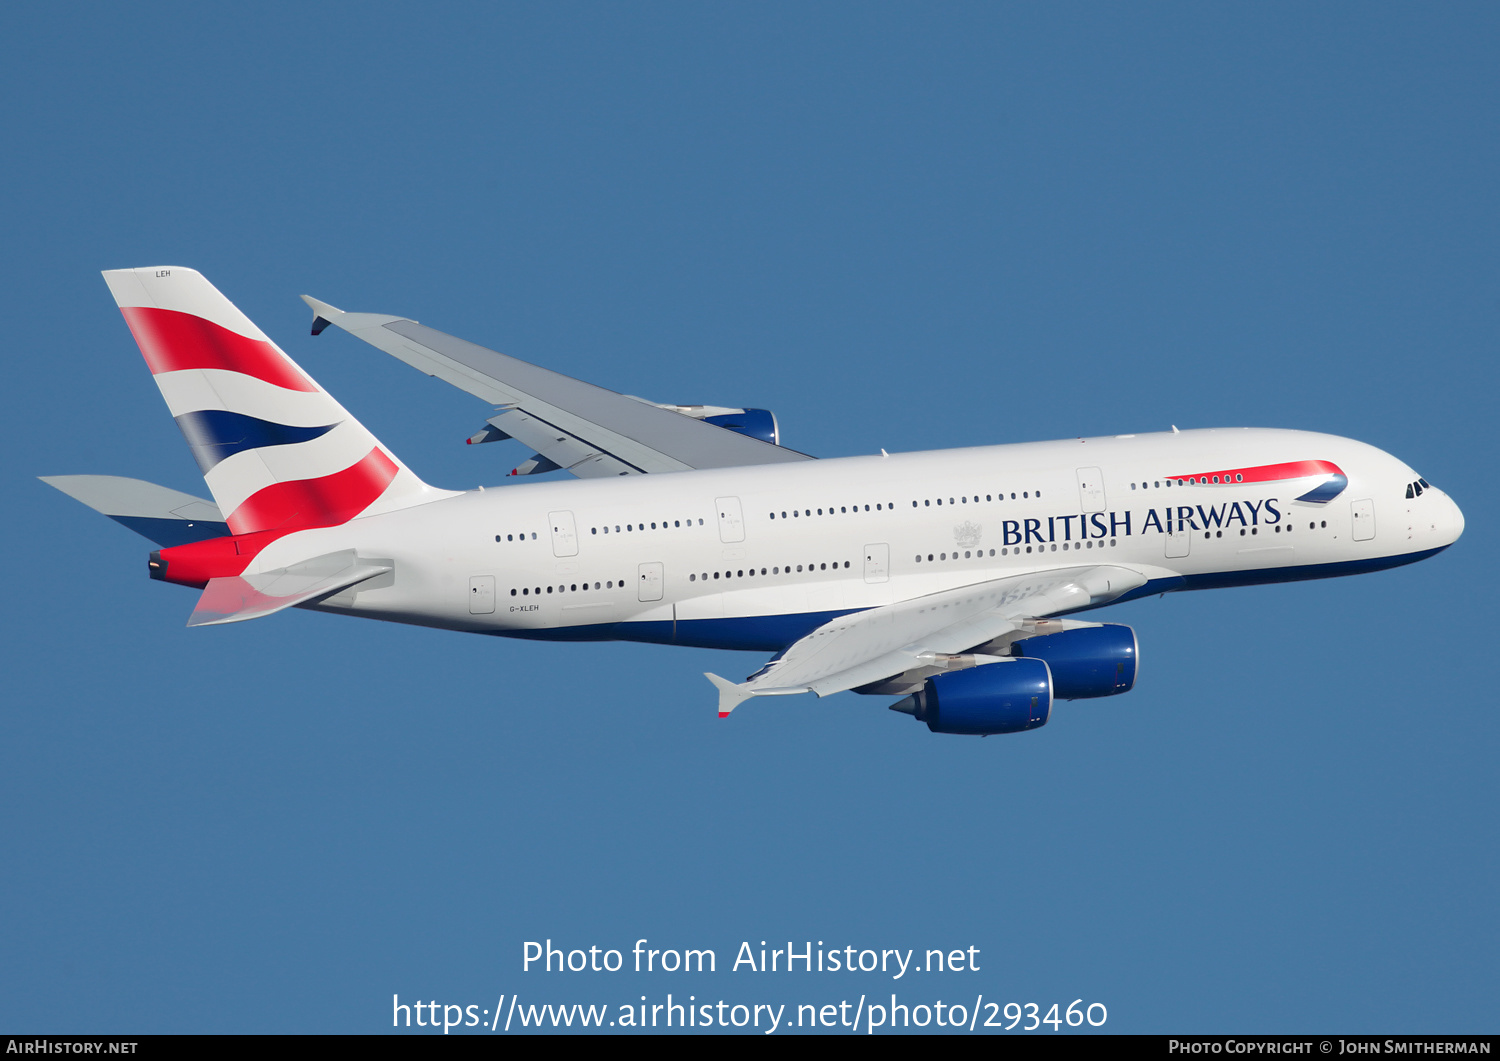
[102,267,454,535]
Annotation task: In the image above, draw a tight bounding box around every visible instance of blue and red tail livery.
[102,267,449,538]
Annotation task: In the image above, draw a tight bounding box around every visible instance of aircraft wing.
[301,296,814,478]
[705,565,1147,716]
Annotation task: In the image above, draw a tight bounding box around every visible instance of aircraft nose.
[1445,493,1465,545]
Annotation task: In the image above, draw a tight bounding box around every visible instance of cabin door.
[715,497,745,543]
[549,510,578,557]
[1076,467,1106,513]
[638,562,664,602]
[468,575,495,614]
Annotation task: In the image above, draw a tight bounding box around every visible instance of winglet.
[705,673,755,718]
[301,295,344,336]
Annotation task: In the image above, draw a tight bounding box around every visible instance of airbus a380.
[45,268,1464,737]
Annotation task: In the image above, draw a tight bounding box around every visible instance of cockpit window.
[1418,478,1430,489]
[1406,484,1415,499]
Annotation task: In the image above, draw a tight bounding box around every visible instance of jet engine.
[889,658,1052,736]
[1010,624,1138,699]
[702,408,779,446]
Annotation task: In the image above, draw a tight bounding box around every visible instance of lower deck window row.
[511,580,627,596]
[690,562,851,581]
[917,540,1118,561]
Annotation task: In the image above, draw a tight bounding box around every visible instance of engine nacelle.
[1011,624,1138,699]
[890,658,1052,736]
[703,408,779,446]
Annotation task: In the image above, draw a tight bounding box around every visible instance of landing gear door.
[863,543,890,584]
[638,562,664,602]
[549,510,578,557]
[715,497,745,543]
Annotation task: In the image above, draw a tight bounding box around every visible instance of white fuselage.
[245,427,1463,651]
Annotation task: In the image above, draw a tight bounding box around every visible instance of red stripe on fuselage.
[120,306,319,392]
[156,449,400,585]
[1166,459,1343,486]
[225,448,398,535]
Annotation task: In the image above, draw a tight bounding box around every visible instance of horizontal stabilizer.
[187,550,391,627]
[40,474,228,546]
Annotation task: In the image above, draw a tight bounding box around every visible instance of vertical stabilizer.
[102,267,455,535]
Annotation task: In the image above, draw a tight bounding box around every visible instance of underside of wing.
[301,297,814,477]
[706,565,1147,717]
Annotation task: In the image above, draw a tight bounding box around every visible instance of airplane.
[43,267,1465,736]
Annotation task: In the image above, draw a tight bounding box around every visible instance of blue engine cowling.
[1010,624,1138,699]
[703,408,779,446]
[891,659,1052,736]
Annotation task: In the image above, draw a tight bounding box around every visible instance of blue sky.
[1,2,1495,1033]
